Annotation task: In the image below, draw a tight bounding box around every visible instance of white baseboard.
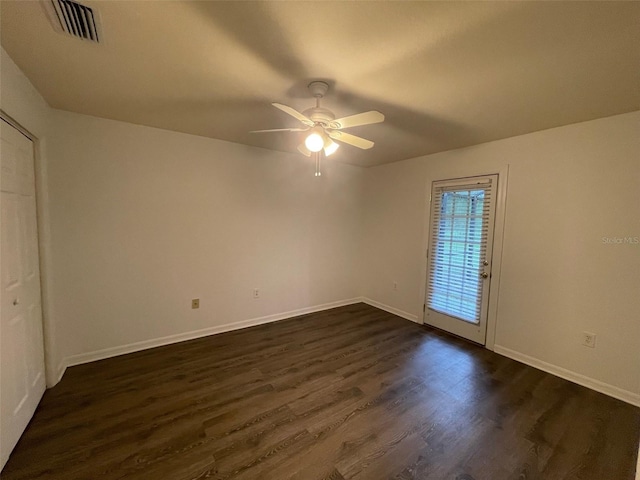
[44,360,66,388]
[54,361,66,386]
[361,297,419,323]
[493,345,640,407]
[60,298,363,371]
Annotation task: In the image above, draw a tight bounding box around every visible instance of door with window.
[424,175,498,344]
[1,118,46,470]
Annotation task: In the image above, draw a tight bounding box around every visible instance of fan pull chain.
[314,152,322,177]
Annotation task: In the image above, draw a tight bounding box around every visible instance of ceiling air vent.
[43,0,102,43]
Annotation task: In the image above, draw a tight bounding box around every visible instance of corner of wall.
[361,297,419,323]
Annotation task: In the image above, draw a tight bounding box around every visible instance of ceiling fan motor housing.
[303,106,335,125]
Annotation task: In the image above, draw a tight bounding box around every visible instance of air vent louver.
[46,0,101,43]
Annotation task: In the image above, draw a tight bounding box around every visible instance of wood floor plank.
[3,303,638,480]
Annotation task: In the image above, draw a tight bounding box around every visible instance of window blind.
[427,179,494,324]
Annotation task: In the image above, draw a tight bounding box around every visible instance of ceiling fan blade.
[326,130,374,150]
[250,127,309,133]
[330,111,384,129]
[272,103,315,127]
[297,143,312,157]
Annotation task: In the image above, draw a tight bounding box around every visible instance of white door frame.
[421,165,509,351]
[0,110,56,386]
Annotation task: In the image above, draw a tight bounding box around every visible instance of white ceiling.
[1,1,639,167]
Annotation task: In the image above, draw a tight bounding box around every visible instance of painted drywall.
[0,47,60,386]
[362,111,640,401]
[0,48,49,137]
[46,110,365,367]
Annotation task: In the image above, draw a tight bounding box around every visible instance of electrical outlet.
[253,288,260,299]
[582,332,596,348]
[191,298,200,309]
[393,281,398,291]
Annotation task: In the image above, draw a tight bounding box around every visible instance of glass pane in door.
[429,189,485,324]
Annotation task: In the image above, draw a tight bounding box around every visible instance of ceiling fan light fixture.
[323,137,339,156]
[304,129,325,153]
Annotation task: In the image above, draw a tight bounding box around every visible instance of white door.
[424,175,498,344]
[0,118,46,470]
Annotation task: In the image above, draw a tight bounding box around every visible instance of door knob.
[480,272,489,279]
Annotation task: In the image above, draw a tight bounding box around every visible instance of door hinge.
[423,304,426,312]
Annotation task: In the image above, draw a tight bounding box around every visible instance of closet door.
[1,118,46,470]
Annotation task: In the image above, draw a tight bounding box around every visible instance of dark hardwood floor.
[3,303,639,479]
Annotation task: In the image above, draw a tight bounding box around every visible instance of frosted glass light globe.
[324,140,339,156]
[305,132,324,152]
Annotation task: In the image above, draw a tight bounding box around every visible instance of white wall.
[0,48,49,138]
[1,47,59,386]
[362,111,640,404]
[47,110,365,372]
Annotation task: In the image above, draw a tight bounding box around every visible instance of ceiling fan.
[251,81,385,158]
